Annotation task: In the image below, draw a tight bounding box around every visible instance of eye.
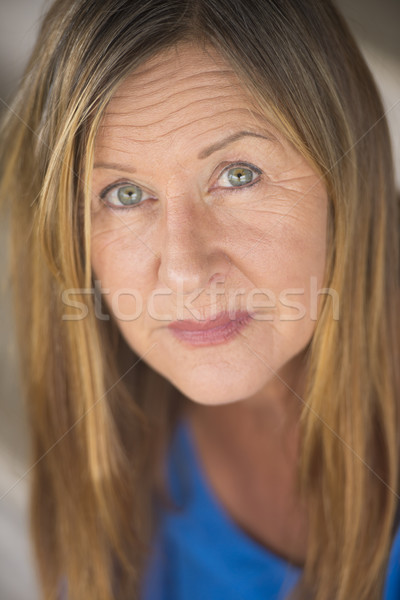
[99,182,151,208]
[217,163,262,189]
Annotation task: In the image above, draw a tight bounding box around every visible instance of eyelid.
[99,179,138,199]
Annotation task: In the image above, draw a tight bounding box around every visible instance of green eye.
[100,182,148,208]
[218,163,261,189]
[227,167,254,186]
[117,184,142,205]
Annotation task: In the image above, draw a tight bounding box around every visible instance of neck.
[184,349,308,456]
[182,350,310,566]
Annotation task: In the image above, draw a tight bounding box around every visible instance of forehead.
[96,43,272,149]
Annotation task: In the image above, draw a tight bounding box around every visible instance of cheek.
[90,223,157,327]
[222,194,327,325]
[91,219,153,276]
[221,203,327,287]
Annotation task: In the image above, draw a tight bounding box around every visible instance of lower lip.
[168,314,252,347]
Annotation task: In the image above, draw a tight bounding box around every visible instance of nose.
[157,195,230,295]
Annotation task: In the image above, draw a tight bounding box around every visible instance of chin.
[168,364,274,407]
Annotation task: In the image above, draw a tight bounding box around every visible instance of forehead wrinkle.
[101,97,253,131]
[106,83,244,118]
[98,108,269,146]
[93,143,135,156]
[96,108,281,158]
[112,68,238,101]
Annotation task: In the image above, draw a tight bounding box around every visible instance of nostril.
[209,273,226,285]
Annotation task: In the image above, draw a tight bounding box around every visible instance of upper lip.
[167,310,252,331]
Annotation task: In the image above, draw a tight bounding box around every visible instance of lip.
[167,310,253,346]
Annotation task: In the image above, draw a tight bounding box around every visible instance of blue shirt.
[141,418,400,600]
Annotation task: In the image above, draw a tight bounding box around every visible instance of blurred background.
[0,0,399,598]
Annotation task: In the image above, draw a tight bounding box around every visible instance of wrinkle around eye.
[91,208,149,240]
[266,177,327,201]
[91,221,130,243]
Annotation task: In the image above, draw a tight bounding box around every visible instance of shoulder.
[384,523,400,599]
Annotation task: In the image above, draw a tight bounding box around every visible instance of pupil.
[118,185,141,205]
[228,167,252,186]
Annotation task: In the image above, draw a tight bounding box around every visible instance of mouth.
[167,310,253,346]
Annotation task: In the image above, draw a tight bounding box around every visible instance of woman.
[1,0,399,599]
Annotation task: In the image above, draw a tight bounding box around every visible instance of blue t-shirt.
[141,417,400,600]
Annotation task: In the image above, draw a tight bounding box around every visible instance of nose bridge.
[160,191,206,291]
[157,185,228,294]
[165,169,187,201]
[165,187,200,240]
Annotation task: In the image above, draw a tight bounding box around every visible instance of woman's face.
[90,43,328,406]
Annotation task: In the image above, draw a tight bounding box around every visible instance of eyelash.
[98,162,263,210]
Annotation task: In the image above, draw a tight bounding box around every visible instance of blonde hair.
[1,1,399,599]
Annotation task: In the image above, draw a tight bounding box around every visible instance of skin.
[91,42,328,565]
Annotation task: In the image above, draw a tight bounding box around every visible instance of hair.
[1,0,399,599]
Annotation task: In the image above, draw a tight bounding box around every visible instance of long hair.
[1,1,399,599]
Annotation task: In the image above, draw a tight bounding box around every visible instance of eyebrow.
[93,129,277,172]
[93,161,136,172]
[197,130,277,159]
